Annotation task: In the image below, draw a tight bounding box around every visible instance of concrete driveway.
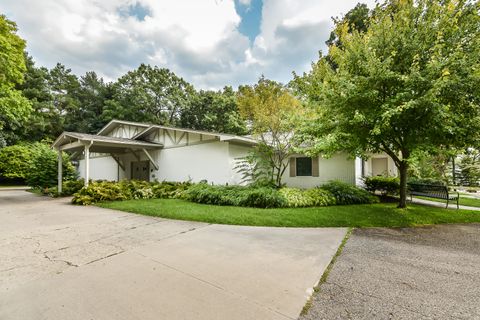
[0,190,346,320]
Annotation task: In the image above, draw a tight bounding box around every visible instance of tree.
[293,0,480,208]
[326,2,370,48]
[103,64,195,126]
[26,143,76,189]
[0,15,31,145]
[0,144,33,181]
[237,77,303,187]
[458,148,480,186]
[70,71,109,133]
[180,87,247,135]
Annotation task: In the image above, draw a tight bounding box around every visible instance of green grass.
[97,198,480,228]
[415,195,480,208]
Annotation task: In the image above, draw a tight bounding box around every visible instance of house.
[52,119,397,192]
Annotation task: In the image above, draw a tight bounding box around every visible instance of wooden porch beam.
[110,154,125,171]
[142,148,159,170]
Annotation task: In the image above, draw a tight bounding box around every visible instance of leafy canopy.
[0,15,31,146]
[293,0,480,207]
[237,77,303,187]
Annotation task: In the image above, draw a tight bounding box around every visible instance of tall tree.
[326,2,370,48]
[71,71,109,133]
[14,55,58,142]
[180,87,247,135]
[48,63,81,134]
[0,15,31,146]
[103,64,195,126]
[237,77,303,187]
[293,0,480,208]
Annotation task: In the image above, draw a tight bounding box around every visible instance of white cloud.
[0,0,376,89]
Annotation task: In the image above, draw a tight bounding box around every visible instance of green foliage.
[458,149,480,186]
[321,181,378,205]
[180,87,247,135]
[72,180,190,205]
[25,143,76,189]
[0,144,33,179]
[102,64,195,126]
[408,149,452,185]
[407,177,445,186]
[184,183,287,208]
[0,15,32,144]
[279,187,337,207]
[234,151,276,187]
[237,77,303,187]
[364,176,400,195]
[293,0,480,207]
[44,179,85,197]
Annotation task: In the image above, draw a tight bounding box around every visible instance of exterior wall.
[282,153,356,189]
[145,128,217,147]
[151,141,232,184]
[228,143,253,185]
[106,124,147,139]
[363,153,397,177]
[78,155,119,181]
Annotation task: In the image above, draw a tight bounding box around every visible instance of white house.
[52,119,397,192]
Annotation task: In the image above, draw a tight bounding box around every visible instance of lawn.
[98,199,480,228]
[415,195,480,208]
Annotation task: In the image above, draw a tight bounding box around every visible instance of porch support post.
[57,149,63,193]
[142,148,159,170]
[84,143,91,186]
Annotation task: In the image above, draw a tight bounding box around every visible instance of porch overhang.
[52,132,163,192]
[52,132,163,153]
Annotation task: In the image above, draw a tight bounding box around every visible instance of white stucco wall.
[228,143,253,185]
[282,153,356,189]
[78,155,119,181]
[151,141,233,184]
[363,154,397,177]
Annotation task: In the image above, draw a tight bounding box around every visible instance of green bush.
[0,144,33,181]
[407,177,445,186]
[279,187,336,207]
[72,180,191,205]
[364,176,400,195]
[321,181,378,205]
[184,183,286,208]
[46,179,85,197]
[26,143,77,189]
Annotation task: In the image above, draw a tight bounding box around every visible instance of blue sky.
[234,0,262,43]
[0,0,376,89]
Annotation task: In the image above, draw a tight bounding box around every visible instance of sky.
[1,0,377,89]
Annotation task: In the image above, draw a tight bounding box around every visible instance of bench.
[408,183,459,209]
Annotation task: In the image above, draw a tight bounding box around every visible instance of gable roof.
[52,131,163,152]
[96,119,258,146]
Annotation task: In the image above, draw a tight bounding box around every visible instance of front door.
[372,158,388,176]
[131,160,150,181]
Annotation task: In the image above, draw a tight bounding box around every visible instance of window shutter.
[312,157,319,177]
[289,157,296,177]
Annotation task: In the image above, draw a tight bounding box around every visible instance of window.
[296,157,312,176]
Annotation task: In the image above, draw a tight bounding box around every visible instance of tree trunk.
[398,162,408,208]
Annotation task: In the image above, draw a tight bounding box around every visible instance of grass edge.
[300,227,354,317]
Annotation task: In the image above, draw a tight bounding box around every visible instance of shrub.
[407,177,445,186]
[321,181,378,205]
[72,180,191,205]
[184,183,286,208]
[26,143,76,189]
[46,179,85,197]
[364,176,400,195]
[0,144,33,181]
[151,181,191,199]
[279,187,336,207]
